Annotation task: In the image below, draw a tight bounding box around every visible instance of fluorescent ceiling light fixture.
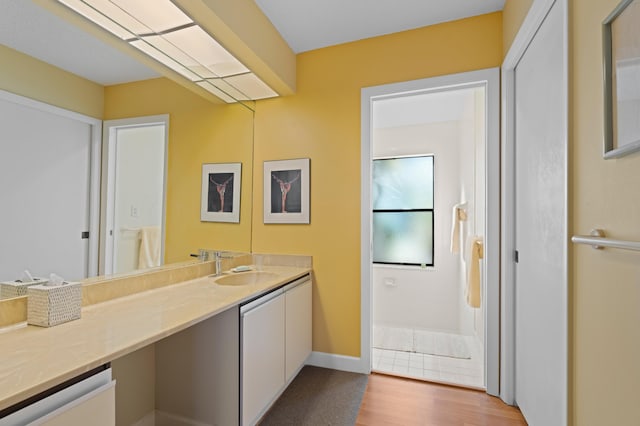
[196,81,237,103]
[57,0,278,102]
[225,73,282,100]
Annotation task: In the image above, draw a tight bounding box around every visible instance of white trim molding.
[360,68,501,395]
[306,352,366,373]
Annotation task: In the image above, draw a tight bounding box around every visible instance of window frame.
[372,154,435,267]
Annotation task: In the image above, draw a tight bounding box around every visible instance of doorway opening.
[100,115,169,275]
[371,86,485,388]
[361,68,500,395]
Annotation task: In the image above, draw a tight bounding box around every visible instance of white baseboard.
[131,411,155,426]
[306,351,369,374]
[155,410,210,426]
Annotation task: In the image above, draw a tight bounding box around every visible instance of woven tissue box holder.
[0,277,48,299]
[27,282,81,327]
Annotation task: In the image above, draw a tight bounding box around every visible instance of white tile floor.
[372,332,484,389]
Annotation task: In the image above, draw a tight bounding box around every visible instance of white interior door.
[0,94,99,281]
[513,1,567,424]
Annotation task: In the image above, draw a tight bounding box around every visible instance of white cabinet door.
[285,279,312,382]
[39,382,115,426]
[242,293,285,426]
[0,368,114,426]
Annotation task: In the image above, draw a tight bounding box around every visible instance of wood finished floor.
[356,373,527,426]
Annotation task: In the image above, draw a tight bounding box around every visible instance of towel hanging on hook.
[450,203,468,254]
[465,236,483,308]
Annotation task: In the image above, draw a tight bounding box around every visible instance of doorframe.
[360,68,501,396]
[99,114,169,275]
[500,0,568,406]
[0,89,102,278]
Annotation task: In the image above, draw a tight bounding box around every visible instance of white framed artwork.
[263,158,310,224]
[201,162,241,223]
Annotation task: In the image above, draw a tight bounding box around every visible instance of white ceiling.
[256,0,505,53]
[373,87,479,129]
[0,0,504,86]
[0,1,159,85]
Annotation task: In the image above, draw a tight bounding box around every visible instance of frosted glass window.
[373,212,433,265]
[373,156,433,210]
[372,155,434,266]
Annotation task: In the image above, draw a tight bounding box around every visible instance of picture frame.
[603,0,640,159]
[264,158,310,224]
[201,162,241,223]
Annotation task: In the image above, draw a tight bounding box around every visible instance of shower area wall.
[372,87,486,389]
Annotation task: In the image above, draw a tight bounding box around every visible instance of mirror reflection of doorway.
[0,90,101,282]
[101,116,168,275]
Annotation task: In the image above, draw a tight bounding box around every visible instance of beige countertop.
[0,265,311,412]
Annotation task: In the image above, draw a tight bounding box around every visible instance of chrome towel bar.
[571,229,640,252]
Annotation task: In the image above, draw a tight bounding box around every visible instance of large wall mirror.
[0,1,255,299]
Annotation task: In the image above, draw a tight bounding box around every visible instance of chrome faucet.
[214,251,223,276]
[213,251,235,276]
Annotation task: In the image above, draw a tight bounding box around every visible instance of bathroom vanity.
[241,275,312,425]
[0,259,312,425]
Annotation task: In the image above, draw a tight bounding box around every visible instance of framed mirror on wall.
[0,1,257,298]
[603,0,640,159]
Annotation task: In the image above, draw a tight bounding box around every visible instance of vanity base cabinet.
[0,367,114,426]
[241,275,312,426]
[155,306,240,426]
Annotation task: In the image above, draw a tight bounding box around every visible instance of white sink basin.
[214,271,278,286]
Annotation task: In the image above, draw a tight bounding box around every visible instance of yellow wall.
[104,78,255,262]
[251,12,503,356]
[571,0,640,424]
[0,44,103,118]
[502,0,533,55]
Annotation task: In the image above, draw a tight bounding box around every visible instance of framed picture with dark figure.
[201,162,241,222]
[264,158,310,224]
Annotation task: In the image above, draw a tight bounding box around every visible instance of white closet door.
[514,0,567,424]
[0,98,92,281]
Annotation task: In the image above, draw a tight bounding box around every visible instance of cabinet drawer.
[0,367,114,426]
[38,381,115,426]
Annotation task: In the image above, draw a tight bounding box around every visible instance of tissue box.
[0,278,48,299]
[27,282,81,327]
